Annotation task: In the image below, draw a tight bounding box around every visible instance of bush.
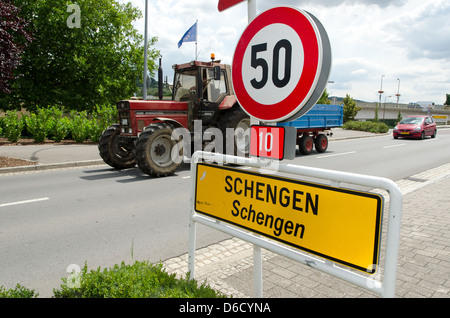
[69,105,117,142]
[46,106,70,142]
[0,284,38,298]
[343,120,389,133]
[69,110,92,142]
[53,261,226,298]
[51,116,71,142]
[24,107,53,143]
[89,105,117,142]
[2,111,24,142]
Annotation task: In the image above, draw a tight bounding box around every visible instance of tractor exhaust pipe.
[158,57,163,100]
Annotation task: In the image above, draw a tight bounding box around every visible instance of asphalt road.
[1,128,449,297]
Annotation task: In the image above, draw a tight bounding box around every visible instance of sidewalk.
[1,128,449,298]
[0,142,103,173]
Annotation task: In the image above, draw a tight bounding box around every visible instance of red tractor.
[98,58,250,177]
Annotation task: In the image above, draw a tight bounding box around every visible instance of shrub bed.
[343,120,389,133]
[0,105,117,143]
[1,261,225,298]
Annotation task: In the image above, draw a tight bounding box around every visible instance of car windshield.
[400,117,424,125]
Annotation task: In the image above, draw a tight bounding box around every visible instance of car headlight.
[394,126,398,131]
[413,126,421,131]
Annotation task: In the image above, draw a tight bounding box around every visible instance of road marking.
[0,197,49,208]
[422,138,438,143]
[383,144,406,149]
[318,151,356,159]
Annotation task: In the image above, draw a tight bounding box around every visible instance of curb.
[0,159,105,174]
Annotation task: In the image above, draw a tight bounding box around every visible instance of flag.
[178,22,197,48]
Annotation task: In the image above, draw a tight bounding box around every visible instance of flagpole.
[195,19,198,60]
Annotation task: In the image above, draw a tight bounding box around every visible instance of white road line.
[383,144,406,149]
[422,138,438,142]
[0,197,50,208]
[318,151,356,159]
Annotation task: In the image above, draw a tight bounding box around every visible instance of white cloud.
[120,0,450,104]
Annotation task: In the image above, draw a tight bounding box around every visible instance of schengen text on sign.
[194,163,384,273]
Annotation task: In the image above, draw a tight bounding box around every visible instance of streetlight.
[376,75,385,121]
[395,78,401,107]
[378,75,385,104]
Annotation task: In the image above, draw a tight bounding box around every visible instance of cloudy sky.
[120,0,449,104]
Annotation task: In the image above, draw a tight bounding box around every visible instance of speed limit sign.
[232,6,331,122]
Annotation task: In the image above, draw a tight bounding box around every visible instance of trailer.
[277,104,343,155]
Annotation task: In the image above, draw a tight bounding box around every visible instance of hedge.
[0,105,117,143]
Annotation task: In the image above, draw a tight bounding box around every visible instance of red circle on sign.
[232,7,321,122]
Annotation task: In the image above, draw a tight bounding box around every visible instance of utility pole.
[376,75,385,122]
[143,0,149,100]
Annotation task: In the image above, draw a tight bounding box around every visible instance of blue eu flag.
[178,22,197,48]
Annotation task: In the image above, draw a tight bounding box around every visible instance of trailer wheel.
[98,124,135,169]
[299,135,314,155]
[314,134,328,153]
[135,122,181,177]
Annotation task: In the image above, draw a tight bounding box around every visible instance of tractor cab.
[172,59,232,126]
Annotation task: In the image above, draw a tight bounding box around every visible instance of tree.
[445,94,450,106]
[0,0,33,94]
[0,0,160,112]
[342,94,361,123]
[396,110,402,123]
[317,88,331,104]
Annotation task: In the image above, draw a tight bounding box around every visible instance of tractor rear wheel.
[135,122,181,177]
[215,106,250,156]
[98,124,135,169]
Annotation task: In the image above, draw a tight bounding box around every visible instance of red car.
[393,115,437,139]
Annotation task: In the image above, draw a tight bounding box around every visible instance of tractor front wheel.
[98,124,135,169]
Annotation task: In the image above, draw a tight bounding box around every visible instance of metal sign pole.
[247,0,256,22]
[247,0,263,298]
